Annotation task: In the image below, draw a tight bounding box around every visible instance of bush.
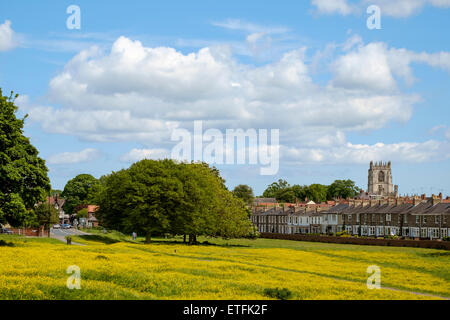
[0,240,14,247]
[263,287,293,300]
[442,236,450,242]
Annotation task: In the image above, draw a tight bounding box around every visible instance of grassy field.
[0,231,449,300]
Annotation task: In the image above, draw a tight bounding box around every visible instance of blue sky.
[0,0,449,196]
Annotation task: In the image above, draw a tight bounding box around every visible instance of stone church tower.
[368,161,398,197]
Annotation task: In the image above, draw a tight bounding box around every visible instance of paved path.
[50,228,88,246]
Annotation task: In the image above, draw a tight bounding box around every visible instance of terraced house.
[250,162,450,240]
[334,195,450,239]
[251,195,450,240]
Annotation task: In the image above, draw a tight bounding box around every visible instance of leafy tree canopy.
[0,89,50,227]
[61,174,100,214]
[261,179,361,203]
[232,184,254,205]
[34,202,59,228]
[96,160,253,244]
[327,179,361,200]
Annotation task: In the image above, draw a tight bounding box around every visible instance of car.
[52,224,61,229]
[1,228,13,234]
[61,224,72,229]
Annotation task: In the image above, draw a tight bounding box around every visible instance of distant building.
[46,195,69,224]
[74,204,99,228]
[368,161,398,198]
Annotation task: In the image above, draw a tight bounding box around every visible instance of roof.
[321,200,450,215]
[253,198,277,204]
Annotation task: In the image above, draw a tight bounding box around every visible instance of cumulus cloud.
[47,148,100,165]
[0,20,18,51]
[23,36,450,165]
[331,41,450,90]
[120,148,170,162]
[311,0,450,17]
[283,140,450,164]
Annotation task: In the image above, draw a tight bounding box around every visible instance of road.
[50,228,88,245]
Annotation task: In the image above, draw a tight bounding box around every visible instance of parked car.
[52,224,61,229]
[0,228,13,234]
[61,224,72,229]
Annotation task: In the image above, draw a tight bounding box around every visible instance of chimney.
[432,194,441,206]
[413,196,421,206]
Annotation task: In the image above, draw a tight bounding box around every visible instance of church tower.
[368,161,395,197]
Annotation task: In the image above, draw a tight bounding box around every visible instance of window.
[404,214,408,224]
[356,214,360,223]
[423,216,427,223]
[421,228,427,238]
[378,171,385,182]
[380,215,383,223]
[416,216,420,224]
[386,214,391,222]
[435,216,440,224]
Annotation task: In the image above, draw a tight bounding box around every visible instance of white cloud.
[283,140,450,164]
[47,148,100,165]
[212,19,289,35]
[0,20,18,52]
[312,0,450,17]
[429,124,446,135]
[120,148,170,162]
[311,0,358,15]
[331,41,450,90]
[331,42,398,92]
[446,128,450,140]
[23,36,450,165]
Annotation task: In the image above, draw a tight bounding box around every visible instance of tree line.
[259,179,362,203]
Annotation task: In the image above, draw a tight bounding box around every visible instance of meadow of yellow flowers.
[0,234,448,300]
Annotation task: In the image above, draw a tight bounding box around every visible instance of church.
[367,161,399,198]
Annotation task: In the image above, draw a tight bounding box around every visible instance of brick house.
[74,204,99,228]
[250,195,450,240]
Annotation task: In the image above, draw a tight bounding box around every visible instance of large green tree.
[262,179,296,203]
[61,174,100,214]
[34,202,59,232]
[96,160,253,244]
[232,184,254,205]
[0,89,50,227]
[327,179,361,199]
[304,184,329,203]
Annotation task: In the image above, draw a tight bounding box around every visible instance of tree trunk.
[183,235,186,243]
[193,235,197,244]
[145,231,152,244]
[188,234,194,245]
